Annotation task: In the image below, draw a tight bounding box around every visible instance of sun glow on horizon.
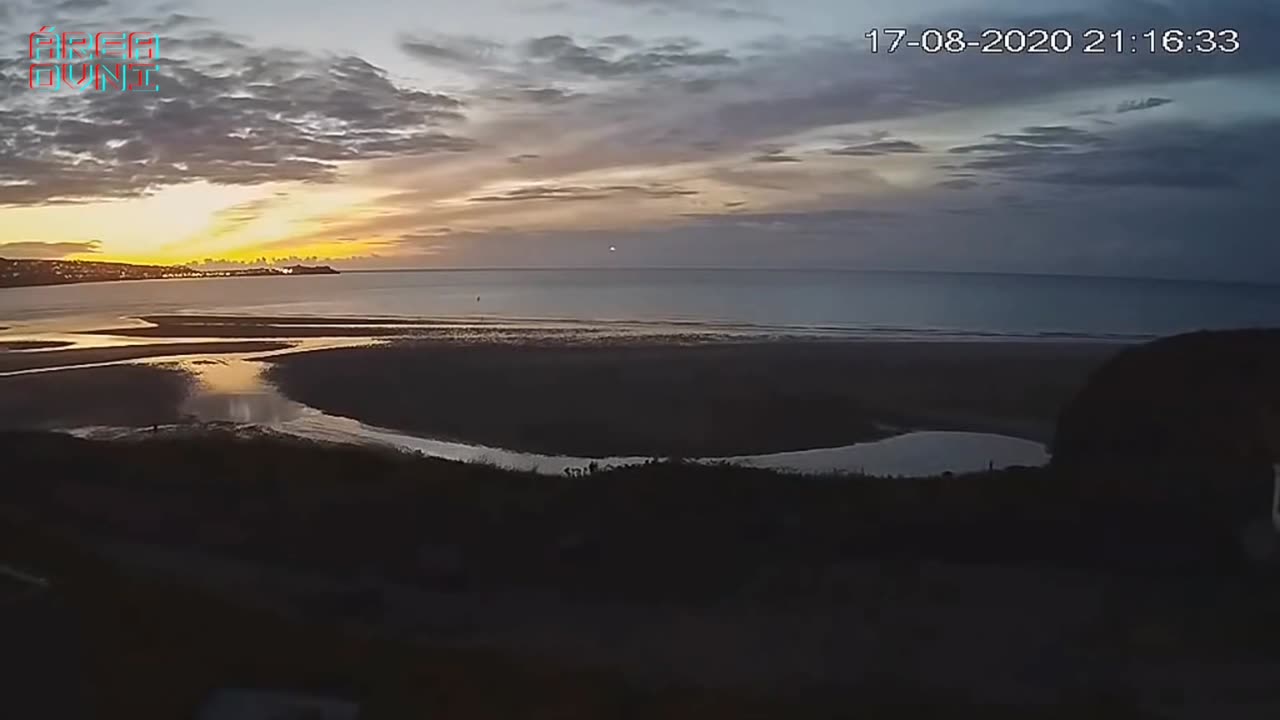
[0,181,400,266]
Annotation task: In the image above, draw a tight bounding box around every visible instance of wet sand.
[87,314,715,340]
[0,341,74,351]
[0,341,293,373]
[266,338,1122,457]
[0,364,191,429]
[136,314,432,326]
[90,325,414,339]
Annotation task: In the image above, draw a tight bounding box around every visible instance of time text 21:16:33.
[864,28,1240,55]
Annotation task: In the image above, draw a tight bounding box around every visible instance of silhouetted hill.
[1051,329,1280,521]
[0,257,338,288]
[0,257,200,287]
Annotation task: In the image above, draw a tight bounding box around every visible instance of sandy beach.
[0,341,73,351]
[0,310,1125,455]
[265,337,1122,457]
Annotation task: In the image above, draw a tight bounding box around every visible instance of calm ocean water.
[2,269,1279,340]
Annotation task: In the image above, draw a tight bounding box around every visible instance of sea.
[2,268,1278,340]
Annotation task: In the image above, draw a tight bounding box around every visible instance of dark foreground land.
[3,429,1280,717]
[267,339,1119,456]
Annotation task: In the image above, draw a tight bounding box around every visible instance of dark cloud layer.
[828,139,924,157]
[751,151,800,163]
[489,86,580,104]
[398,34,504,68]
[698,0,1280,154]
[950,122,1280,190]
[468,182,697,202]
[523,34,735,78]
[1116,97,1175,114]
[0,240,101,258]
[595,0,780,23]
[0,40,473,206]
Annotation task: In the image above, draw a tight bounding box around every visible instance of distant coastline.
[0,257,338,289]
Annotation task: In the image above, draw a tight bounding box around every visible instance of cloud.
[598,35,642,48]
[398,34,504,67]
[489,86,581,104]
[396,30,738,97]
[0,39,473,206]
[197,193,292,240]
[1116,97,1175,114]
[56,0,107,9]
[951,121,1280,190]
[0,240,102,258]
[751,151,800,163]
[948,126,1109,162]
[827,139,924,157]
[29,0,1262,277]
[595,0,780,23]
[467,182,698,202]
[522,34,736,78]
[679,0,1280,152]
[153,13,208,31]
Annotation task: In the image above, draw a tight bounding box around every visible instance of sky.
[1,0,1278,281]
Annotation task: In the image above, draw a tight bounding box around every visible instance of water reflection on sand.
[178,358,307,425]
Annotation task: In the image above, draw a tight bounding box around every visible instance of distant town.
[0,258,339,289]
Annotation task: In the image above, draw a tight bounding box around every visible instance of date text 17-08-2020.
[864,27,1240,55]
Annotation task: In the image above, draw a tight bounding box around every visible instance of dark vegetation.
[0,429,1264,598]
[267,339,1116,457]
[2,429,1280,716]
[1053,329,1280,526]
[1,508,878,720]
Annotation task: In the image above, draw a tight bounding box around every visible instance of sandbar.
[266,338,1123,457]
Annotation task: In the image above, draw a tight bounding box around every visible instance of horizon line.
[4,257,1277,289]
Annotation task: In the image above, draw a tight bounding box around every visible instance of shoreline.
[78,313,1154,344]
